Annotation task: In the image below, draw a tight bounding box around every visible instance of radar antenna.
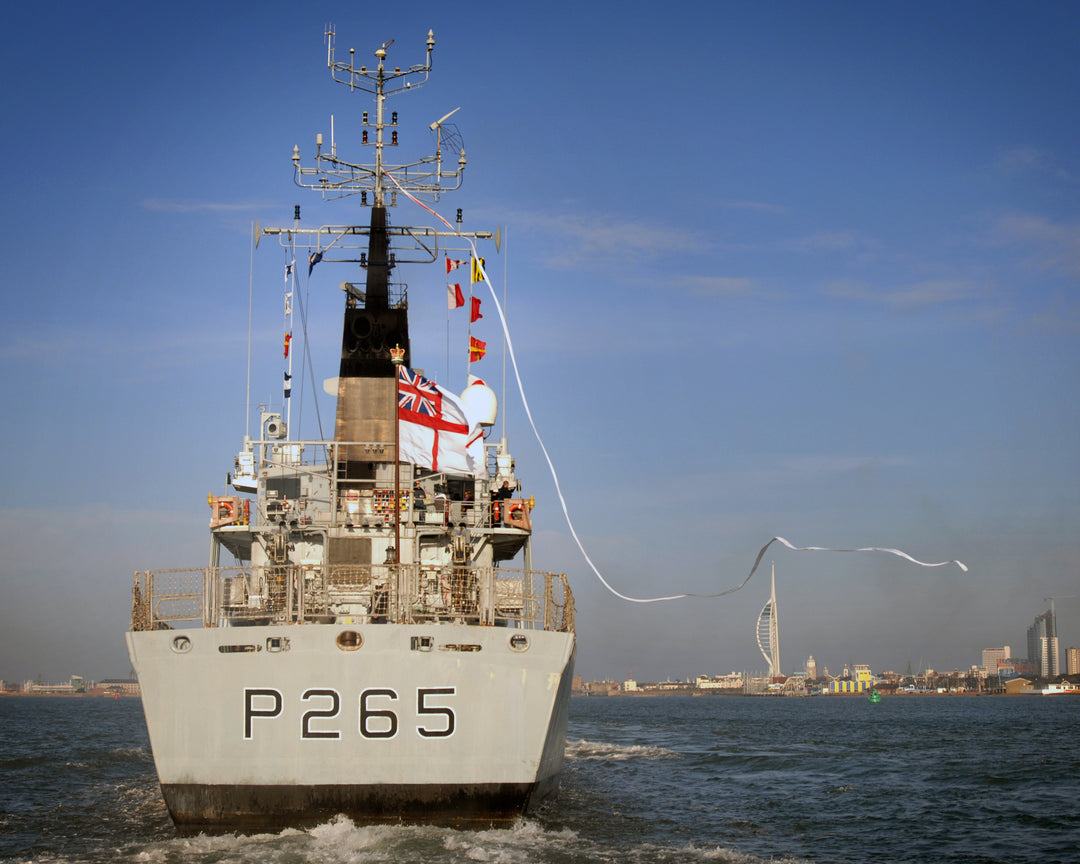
[294,27,467,207]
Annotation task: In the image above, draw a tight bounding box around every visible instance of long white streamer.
[384,170,968,602]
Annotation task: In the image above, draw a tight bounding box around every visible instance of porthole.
[171,635,192,654]
[509,634,530,652]
[336,630,363,651]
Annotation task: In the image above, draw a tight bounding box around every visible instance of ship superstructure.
[126,29,575,830]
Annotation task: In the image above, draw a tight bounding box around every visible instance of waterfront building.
[1004,677,1034,695]
[23,675,86,695]
[695,672,745,691]
[806,655,817,680]
[998,658,1037,679]
[1067,647,1080,675]
[1027,609,1059,677]
[756,563,780,678]
[829,664,875,694]
[99,678,141,696]
[981,646,1010,674]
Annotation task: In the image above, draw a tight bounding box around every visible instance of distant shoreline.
[573,689,1075,698]
[0,692,140,698]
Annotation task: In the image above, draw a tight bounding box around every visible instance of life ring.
[505,502,532,529]
[209,495,240,527]
[491,501,501,523]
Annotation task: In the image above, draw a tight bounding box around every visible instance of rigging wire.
[280,246,326,443]
[383,169,968,603]
[294,259,325,441]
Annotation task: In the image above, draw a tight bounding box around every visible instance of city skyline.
[6,599,1073,687]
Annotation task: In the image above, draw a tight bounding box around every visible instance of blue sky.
[1,1,1078,683]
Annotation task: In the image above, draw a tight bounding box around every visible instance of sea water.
[1,694,1077,863]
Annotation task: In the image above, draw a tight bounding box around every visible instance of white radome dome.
[460,377,498,426]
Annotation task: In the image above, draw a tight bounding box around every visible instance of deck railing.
[130,563,574,633]
[233,439,527,532]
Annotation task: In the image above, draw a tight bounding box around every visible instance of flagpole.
[391,345,405,567]
[285,212,298,438]
[285,267,294,436]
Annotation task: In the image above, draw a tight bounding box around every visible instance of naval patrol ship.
[126,28,576,830]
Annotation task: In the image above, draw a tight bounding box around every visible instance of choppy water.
[1,694,1078,863]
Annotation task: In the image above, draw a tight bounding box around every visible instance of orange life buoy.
[506,501,532,530]
[209,495,240,527]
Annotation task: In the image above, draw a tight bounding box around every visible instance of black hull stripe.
[162,777,559,831]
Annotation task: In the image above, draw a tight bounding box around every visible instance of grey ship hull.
[127,623,575,829]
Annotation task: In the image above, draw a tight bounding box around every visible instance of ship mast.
[263,28,486,569]
[261,27,487,280]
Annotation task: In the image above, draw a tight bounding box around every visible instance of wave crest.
[566,738,681,761]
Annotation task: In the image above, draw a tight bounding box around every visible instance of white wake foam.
[566,738,682,762]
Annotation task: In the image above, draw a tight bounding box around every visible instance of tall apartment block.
[1027,609,1059,677]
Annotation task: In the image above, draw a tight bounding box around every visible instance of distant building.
[1027,609,1059,677]
[1004,677,1035,695]
[99,678,141,696]
[981,646,1011,674]
[998,657,1037,679]
[829,664,875,694]
[1067,647,1080,675]
[805,655,817,680]
[756,564,780,678]
[695,672,745,690]
[24,675,86,695]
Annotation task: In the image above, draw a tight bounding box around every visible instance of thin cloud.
[782,231,866,253]
[646,454,913,508]
[678,275,759,297]
[995,146,1046,173]
[1025,299,1080,335]
[140,198,265,213]
[994,213,1080,276]
[719,199,793,216]
[506,207,703,269]
[783,454,912,478]
[826,279,983,311]
[0,324,246,368]
[994,147,1077,185]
